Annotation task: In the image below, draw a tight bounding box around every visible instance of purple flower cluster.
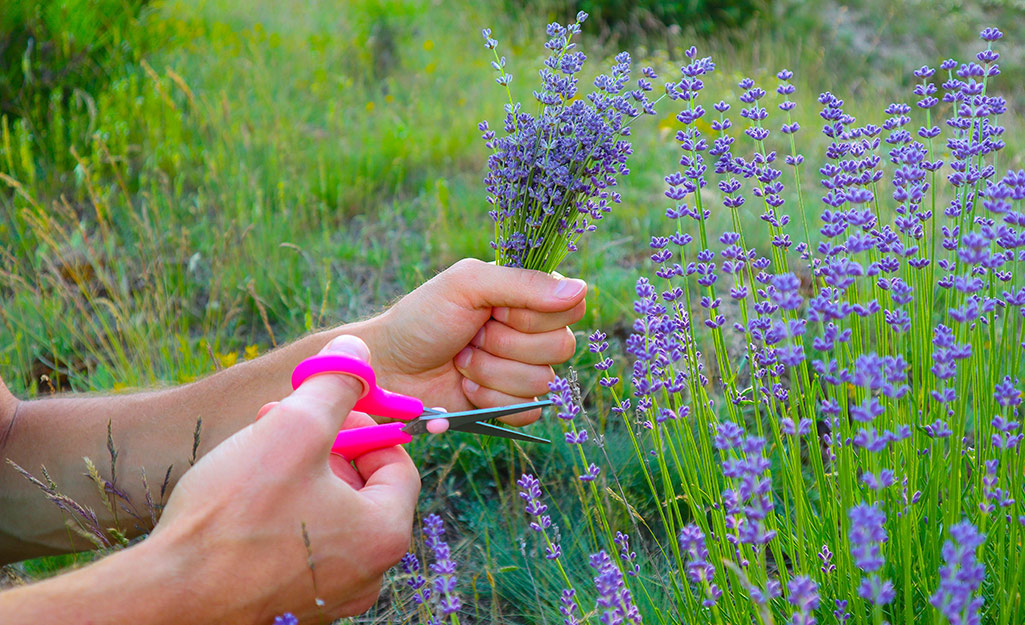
[786,575,820,625]
[590,550,642,624]
[679,524,722,607]
[517,473,561,559]
[423,514,461,617]
[848,503,894,605]
[715,421,777,547]
[614,531,640,577]
[930,521,985,625]
[480,15,657,271]
[401,551,430,606]
[528,25,1024,625]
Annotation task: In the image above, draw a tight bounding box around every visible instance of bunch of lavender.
[518,27,1025,625]
[479,14,658,271]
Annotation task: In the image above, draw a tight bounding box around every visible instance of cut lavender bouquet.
[478,13,658,272]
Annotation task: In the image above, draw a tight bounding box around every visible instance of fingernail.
[553,278,586,300]
[463,378,480,393]
[455,347,473,369]
[471,326,485,347]
[324,335,371,361]
[492,307,510,323]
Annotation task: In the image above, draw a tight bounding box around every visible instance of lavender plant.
[514,27,1023,625]
[479,14,658,272]
[402,514,462,624]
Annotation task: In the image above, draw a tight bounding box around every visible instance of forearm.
[0,522,246,624]
[0,320,381,562]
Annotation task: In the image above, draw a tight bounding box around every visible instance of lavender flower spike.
[590,550,643,624]
[930,521,985,625]
[517,473,561,559]
[787,575,820,625]
[423,514,461,617]
[848,503,895,606]
[679,524,722,607]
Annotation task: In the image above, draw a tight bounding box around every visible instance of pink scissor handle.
[291,354,424,420]
[331,422,413,460]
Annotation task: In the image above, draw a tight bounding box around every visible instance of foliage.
[0,0,152,130]
[510,0,764,39]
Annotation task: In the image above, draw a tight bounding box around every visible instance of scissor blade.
[401,400,552,436]
[455,420,551,444]
[442,400,553,430]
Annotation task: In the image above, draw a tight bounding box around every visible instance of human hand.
[151,336,420,623]
[363,259,586,425]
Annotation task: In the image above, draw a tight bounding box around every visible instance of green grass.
[4,0,1025,621]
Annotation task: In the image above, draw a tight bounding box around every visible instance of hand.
[364,259,586,425]
[151,336,420,623]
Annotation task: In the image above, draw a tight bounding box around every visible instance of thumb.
[264,335,371,454]
[440,258,587,313]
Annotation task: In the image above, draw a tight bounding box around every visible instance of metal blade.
[443,400,553,430]
[454,420,550,444]
[401,400,552,436]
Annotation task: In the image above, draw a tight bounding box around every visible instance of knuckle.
[269,400,323,432]
[449,258,485,282]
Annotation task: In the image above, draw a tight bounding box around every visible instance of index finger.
[491,298,587,334]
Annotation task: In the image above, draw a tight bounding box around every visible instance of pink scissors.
[291,354,551,460]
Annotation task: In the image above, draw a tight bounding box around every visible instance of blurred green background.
[2,0,1024,620]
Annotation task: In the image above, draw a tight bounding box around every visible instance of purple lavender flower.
[717,424,777,546]
[590,550,642,624]
[272,614,298,625]
[993,375,1022,407]
[787,575,820,625]
[991,414,1023,450]
[517,473,561,560]
[834,600,851,624]
[615,531,640,577]
[423,514,461,617]
[402,552,430,605]
[679,524,722,606]
[549,376,582,421]
[930,521,985,625]
[560,588,581,625]
[849,503,894,606]
[848,503,887,572]
[818,545,835,575]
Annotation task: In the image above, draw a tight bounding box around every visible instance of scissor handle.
[291,354,424,420]
[331,422,413,460]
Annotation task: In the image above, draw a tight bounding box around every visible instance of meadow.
[3,0,1025,623]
